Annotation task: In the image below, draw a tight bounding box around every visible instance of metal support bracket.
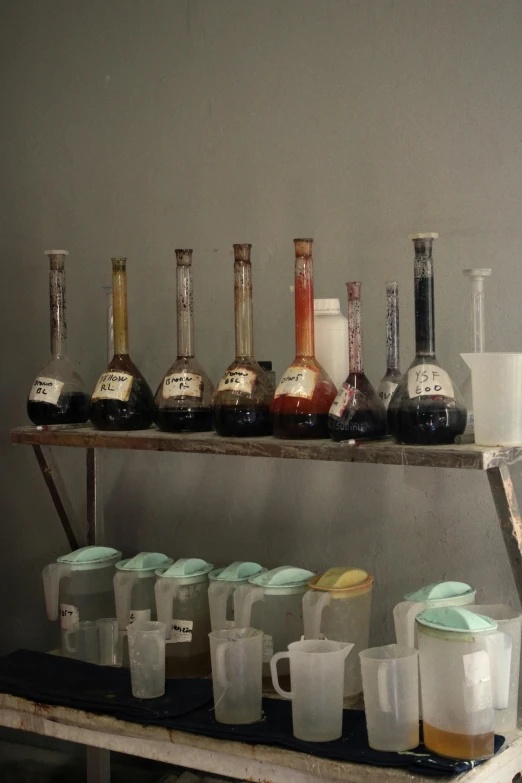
[487,464,522,607]
[32,445,81,550]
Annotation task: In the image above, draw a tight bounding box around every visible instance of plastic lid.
[417,607,497,633]
[310,567,374,592]
[314,298,341,313]
[408,233,439,240]
[45,249,69,256]
[157,557,213,579]
[250,565,315,588]
[210,561,265,582]
[116,552,173,572]
[57,546,120,565]
[405,581,474,602]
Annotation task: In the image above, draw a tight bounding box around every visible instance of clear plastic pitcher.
[114,552,173,629]
[208,562,265,631]
[417,607,511,760]
[393,580,475,649]
[461,353,522,446]
[65,618,121,665]
[271,639,353,742]
[126,620,166,699]
[360,645,419,751]
[209,627,263,724]
[302,567,373,697]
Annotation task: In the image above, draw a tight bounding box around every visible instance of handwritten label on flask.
[329,384,357,417]
[407,365,454,399]
[169,618,193,643]
[216,368,256,395]
[274,366,318,400]
[163,372,203,400]
[60,603,79,631]
[92,372,133,402]
[29,377,64,405]
[129,609,151,624]
[377,381,398,409]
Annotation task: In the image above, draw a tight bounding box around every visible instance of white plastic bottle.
[314,298,349,392]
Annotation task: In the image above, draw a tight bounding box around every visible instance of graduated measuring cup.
[65,618,121,665]
[360,645,419,751]
[209,628,263,724]
[126,620,166,699]
[462,353,522,446]
[271,640,353,742]
[208,562,265,631]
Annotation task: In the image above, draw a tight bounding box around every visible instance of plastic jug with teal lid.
[393,580,475,649]
[155,558,213,678]
[114,552,173,631]
[234,566,314,676]
[302,567,374,698]
[208,561,265,631]
[416,606,511,761]
[42,546,122,657]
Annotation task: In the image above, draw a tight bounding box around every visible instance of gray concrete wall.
[1,0,521,655]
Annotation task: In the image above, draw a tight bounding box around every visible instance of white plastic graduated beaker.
[461,353,522,446]
[64,618,121,665]
[271,639,353,742]
[126,620,166,699]
[209,627,263,724]
[360,645,419,751]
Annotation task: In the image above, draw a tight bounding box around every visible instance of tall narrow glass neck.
[348,282,363,373]
[386,282,399,372]
[413,239,436,356]
[49,255,67,357]
[103,286,114,364]
[234,247,254,359]
[112,259,129,356]
[294,245,315,358]
[464,271,489,354]
[176,250,194,358]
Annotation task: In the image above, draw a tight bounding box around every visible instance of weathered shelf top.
[10,425,522,470]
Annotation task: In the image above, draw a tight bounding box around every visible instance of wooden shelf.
[11,425,522,470]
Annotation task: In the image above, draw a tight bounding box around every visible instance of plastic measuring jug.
[468,604,522,731]
[208,562,265,631]
[64,618,121,665]
[42,546,122,656]
[155,558,213,677]
[360,644,419,751]
[417,607,511,760]
[461,353,522,446]
[209,627,263,724]
[126,620,166,699]
[302,567,373,697]
[234,566,314,676]
[114,552,173,630]
[271,640,354,742]
[393,580,476,649]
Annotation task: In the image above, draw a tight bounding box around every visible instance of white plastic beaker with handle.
[270,639,353,742]
[65,618,121,665]
[360,644,419,751]
[126,620,166,699]
[208,562,265,631]
[209,627,263,724]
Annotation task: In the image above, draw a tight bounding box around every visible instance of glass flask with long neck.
[271,239,337,439]
[155,249,214,432]
[27,250,90,425]
[328,282,386,441]
[212,244,274,437]
[377,282,402,410]
[102,284,114,363]
[388,234,466,445]
[90,257,154,430]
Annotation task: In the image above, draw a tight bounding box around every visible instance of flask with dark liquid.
[90,257,154,431]
[27,250,90,426]
[155,250,214,432]
[271,239,337,439]
[388,234,466,445]
[328,282,386,441]
[377,282,402,411]
[212,244,274,437]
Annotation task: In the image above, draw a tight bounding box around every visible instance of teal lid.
[405,581,474,602]
[156,557,213,579]
[250,565,315,589]
[116,552,173,572]
[57,546,121,566]
[417,607,498,633]
[209,562,265,583]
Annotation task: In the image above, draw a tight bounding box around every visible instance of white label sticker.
[217,368,256,395]
[129,609,151,624]
[463,651,492,713]
[329,383,356,418]
[60,603,79,631]
[170,618,193,643]
[463,650,490,686]
[162,372,203,400]
[274,366,318,400]
[377,380,398,410]
[262,633,274,662]
[92,372,133,402]
[29,377,64,405]
[407,365,454,399]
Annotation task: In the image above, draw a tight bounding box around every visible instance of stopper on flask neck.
[348,281,362,300]
[233,244,252,262]
[45,250,69,270]
[294,238,313,258]
[111,256,127,271]
[386,281,398,297]
[175,249,193,266]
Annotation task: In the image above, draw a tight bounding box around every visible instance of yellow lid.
[309,567,374,594]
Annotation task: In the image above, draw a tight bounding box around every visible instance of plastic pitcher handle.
[208,581,233,631]
[114,572,138,631]
[64,628,77,654]
[42,562,70,621]
[270,652,293,700]
[234,584,264,628]
[154,634,166,673]
[487,631,512,710]
[393,601,424,648]
[215,641,231,689]
[154,579,177,640]
[377,662,395,713]
[302,591,331,639]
